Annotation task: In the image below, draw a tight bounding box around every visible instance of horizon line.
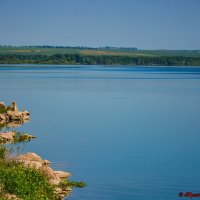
[0,45,200,51]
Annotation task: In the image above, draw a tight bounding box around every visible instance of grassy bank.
[0,146,56,200]
[0,143,86,200]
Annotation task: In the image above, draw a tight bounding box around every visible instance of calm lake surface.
[1,65,200,200]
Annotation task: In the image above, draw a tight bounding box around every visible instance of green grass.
[0,145,55,200]
[0,159,56,200]
[0,106,7,114]
[0,145,7,160]
[0,108,7,114]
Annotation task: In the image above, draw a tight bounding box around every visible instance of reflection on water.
[0,65,200,200]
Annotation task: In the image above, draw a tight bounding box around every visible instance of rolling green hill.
[0,46,200,65]
[0,46,200,57]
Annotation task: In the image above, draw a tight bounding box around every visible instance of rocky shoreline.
[0,102,79,200]
[14,152,72,199]
[0,131,36,144]
[0,102,30,124]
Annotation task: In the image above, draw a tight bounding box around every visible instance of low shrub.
[13,131,36,143]
[0,107,7,114]
[0,160,56,200]
[59,180,87,189]
[0,145,7,160]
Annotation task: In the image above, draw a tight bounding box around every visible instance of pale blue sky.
[0,0,200,49]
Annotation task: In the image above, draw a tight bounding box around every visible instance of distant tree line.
[27,46,98,49]
[0,54,200,66]
[0,45,137,50]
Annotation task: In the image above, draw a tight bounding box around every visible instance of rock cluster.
[1,194,22,200]
[0,102,30,124]
[0,131,35,144]
[0,131,15,143]
[14,153,72,198]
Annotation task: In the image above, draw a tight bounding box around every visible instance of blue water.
[1,65,200,200]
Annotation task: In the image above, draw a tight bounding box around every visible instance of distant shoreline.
[0,46,200,66]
